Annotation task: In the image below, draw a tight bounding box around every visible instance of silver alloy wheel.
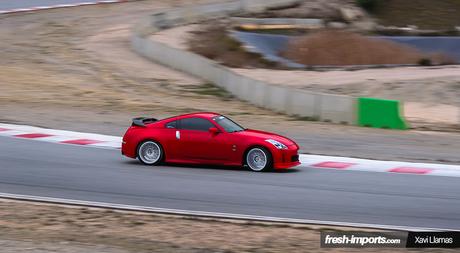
[246,148,267,171]
[138,141,161,165]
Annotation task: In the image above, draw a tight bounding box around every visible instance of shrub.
[418,58,432,66]
[356,0,381,13]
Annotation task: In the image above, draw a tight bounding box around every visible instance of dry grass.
[373,0,460,30]
[281,30,453,66]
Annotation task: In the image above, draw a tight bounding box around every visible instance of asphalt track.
[1,136,460,230]
[0,0,101,10]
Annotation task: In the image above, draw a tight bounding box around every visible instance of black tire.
[137,140,164,165]
[245,147,273,172]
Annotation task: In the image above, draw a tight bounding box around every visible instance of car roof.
[180,112,220,119]
[172,112,220,120]
[152,112,221,125]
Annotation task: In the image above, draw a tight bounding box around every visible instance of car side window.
[180,117,214,132]
[165,120,178,129]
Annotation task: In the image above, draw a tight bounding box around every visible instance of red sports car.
[121,112,300,171]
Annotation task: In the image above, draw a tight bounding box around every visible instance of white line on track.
[0,192,451,232]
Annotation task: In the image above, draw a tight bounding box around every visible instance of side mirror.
[209,127,219,134]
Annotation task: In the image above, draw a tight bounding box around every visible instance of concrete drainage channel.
[131,0,410,129]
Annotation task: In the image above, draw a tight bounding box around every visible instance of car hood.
[234,129,296,146]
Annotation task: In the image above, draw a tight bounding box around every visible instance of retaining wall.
[132,0,356,124]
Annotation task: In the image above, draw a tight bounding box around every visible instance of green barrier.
[357,97,409,130]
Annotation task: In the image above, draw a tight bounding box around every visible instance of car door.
[161,119,181,160]
[177,117,228,161]
[209,130,239,163]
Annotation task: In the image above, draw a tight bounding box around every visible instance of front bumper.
[275,160,301,169]
[272,146,301,169]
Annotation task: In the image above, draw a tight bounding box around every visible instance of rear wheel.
[246,147,272,172]
[137,140,163,165]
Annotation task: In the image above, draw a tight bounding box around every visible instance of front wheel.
[246,147,273,172]
[137,140,163,165]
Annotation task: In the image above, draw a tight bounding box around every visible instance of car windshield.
[213,115,245,133]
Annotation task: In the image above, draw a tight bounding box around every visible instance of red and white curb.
[0,123,121,149]
[1,123,460,177]
[299,155,460,178]
[0,0,132,15]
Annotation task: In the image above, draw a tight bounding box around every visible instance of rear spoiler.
[132,117,158,127]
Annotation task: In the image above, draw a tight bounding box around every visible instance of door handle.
[176,130,180,140]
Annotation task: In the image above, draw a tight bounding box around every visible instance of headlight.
[265,139,287,149]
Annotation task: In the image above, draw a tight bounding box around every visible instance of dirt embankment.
[281,30,453,66]
[372,0,460,30]
[0,0,292,132]
[1,199,454,253]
